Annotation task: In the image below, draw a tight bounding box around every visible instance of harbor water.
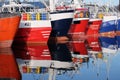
[0,35,120,80]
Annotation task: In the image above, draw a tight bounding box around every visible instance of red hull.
[69,19,89,41]
[0,48,21,80]
[86,19,102,51]
[87,19,102,37]
[69,19,89,34]
[0,13,21,48]
[13,27,51,44]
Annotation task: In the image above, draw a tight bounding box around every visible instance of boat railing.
[21,12,50,21]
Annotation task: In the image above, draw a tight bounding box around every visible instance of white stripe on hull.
[103,16,117,22]
[50,13,74,21]
[73,18,89,21]
[19,20,51,28]
[89,18,102,22]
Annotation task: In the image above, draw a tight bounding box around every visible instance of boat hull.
[99,16,117,33]
[13,20,51,44]
[117,18,120,31]
[116,18,120,36]
[69,18,89,33]
[87,19,102,37]
[50,10,74,38]
[0,13,21,48]
[68,18,89,40]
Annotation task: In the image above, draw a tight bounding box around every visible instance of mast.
[49,0,55,12]
[9,0,13,4]
[73,0,81,8]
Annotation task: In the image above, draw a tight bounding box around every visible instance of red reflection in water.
[0,48,21,80]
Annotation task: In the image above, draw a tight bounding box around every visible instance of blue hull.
[99,20,117,33]
[116,19,120,48]
[117,19,120,31]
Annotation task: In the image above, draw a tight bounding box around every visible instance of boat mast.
[73,0,82,8]
[9,0,13,4]
[49,0,55,12]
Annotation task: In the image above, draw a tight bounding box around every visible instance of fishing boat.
[87,19,102,37]
[1,0,51,44]
[99,16,117,36]
[0,48,21,80]
[0,12,21,48]
[99,5,117,37]
[85,3,102,38]
[49,0,74,41]
[68,0,89,40]
[86,4,102,51]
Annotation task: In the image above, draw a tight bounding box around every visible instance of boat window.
[20,7,25,12]
[75,10,89,18]
[15,7,19,12]
[11,7,13,11]
[20,7,34,12]
[26,7,34,12]
[11,7,14,12]
[3,8,9,12]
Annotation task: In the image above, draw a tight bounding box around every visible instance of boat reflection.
[10,33,120,80]
[69,35,119,80]
[12,40,76,80]
[0,48,21,80]
[12,44,51,74]
[86,35,103,62]
[99,37,118,53]
[116,36,120,50]
[69,40,89,63]
[87,36,118,80]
